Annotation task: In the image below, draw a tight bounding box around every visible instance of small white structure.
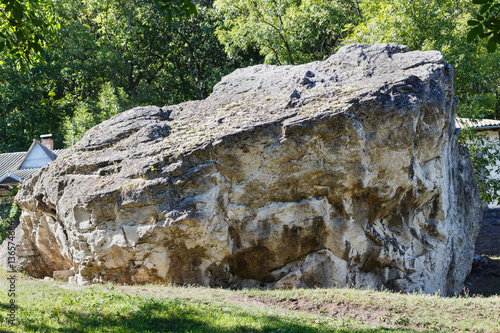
[0,135,65,200]
[19,141,57,170]
[456,118,500,208]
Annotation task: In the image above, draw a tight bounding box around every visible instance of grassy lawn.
[0,269,499,332]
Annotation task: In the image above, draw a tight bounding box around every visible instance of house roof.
[456,117,500,130]
[19,139,58,167]
[0,173,22,186]
[0,140,65,183]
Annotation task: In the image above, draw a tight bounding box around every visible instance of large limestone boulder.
[12,44,482,295]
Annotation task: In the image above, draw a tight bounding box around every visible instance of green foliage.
[214,0,361,65]
[467,0,500,53]
[0,0,59,68]
[0,184,20,244]
[156,0,199,22]
[460,126,500,205]
[0,0,248,152]
[346,0,458,51]
[471,142,500,205]
[0,0,197,69]
[0,56,64,153]
[97,82,128,121]
[347,0,500,119]
[62,82,128,147]
[62,103,95,147]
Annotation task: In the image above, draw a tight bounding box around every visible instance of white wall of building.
[20,143,53,169]
[478,129,500,208]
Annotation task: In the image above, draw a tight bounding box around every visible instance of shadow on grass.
[464,256,500,297]
[10,299,422,333]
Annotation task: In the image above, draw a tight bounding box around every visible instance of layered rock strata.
[12,44,482,295]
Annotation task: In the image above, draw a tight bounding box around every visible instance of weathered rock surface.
[11,44,482,295]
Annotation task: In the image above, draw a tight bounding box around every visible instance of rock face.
[13,44,482,295]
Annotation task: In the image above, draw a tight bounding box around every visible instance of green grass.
[0,269,498,332]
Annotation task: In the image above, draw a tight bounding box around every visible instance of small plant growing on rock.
[0,185,20,244]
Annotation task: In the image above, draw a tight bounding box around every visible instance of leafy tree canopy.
[467,0,500,53]
[0,0,254,153]
[346,0,500,119]
[0,0,198,68]
[155,0,199,22]
[214,0,361,65]
[0,0,58,68]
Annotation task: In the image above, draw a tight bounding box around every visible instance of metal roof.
[455,117,500,130]
[0,152,26,178]
[0,173,21,185]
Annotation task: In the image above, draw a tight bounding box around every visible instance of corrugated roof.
[0,152,26,178]
[456,117,500,130]
[0,173,21,185]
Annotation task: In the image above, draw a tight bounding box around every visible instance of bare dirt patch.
[226,294,387,327]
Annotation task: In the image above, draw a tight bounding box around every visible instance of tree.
[459,122,500,206]
[467,0,500,53]
[347,0,500,119]
[345,0,460,51]
[62,82,128,147]
[155,0,199,21]
[0,0,59,68]
[0,55,63,152]
[0,0,197,68]
[0,0,250,152]
[214,0,361,65]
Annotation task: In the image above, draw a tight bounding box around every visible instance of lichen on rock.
[8,44,482,295]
